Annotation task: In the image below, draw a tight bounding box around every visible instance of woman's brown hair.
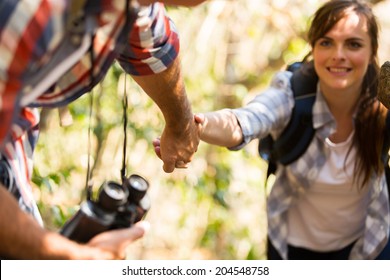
[306,0,387,187]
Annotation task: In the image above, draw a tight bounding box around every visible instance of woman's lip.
[327,67,352,73]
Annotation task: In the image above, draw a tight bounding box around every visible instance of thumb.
[194,113,205,124]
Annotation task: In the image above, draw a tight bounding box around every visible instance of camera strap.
[85,56,95,201]
[85,0,134,199]
[121,76,129,181]
[84,76,129,200]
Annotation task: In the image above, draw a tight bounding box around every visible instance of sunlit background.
[32,0,390,259]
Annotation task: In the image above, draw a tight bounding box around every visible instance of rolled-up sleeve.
[229,71,295,150]
[117,3,180,76]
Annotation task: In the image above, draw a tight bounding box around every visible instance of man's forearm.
[132,57,201,172]
[0,186,105,259]
[131,57,193,130]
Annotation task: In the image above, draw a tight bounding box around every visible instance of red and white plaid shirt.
[0,0,179,223]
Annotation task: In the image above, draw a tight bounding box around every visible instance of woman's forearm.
[199,109,243,148]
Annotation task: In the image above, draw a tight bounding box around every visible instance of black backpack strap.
[273,93,316,165]
[258,63,318,182]
[258,135,277,179]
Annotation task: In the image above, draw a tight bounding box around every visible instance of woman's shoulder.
[269,71,293,91]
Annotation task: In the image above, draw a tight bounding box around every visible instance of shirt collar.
[312,83,337,139]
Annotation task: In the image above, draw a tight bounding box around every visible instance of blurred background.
[32,0,390,259]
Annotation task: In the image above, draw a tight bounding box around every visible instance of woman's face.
[313,11,372,95]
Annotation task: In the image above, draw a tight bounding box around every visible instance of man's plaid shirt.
[0,0,179,224]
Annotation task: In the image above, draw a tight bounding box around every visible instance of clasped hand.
[153,115,203,172]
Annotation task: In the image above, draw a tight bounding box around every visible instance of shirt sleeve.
[0,0,66,148]
[117,3,180,76]
[229,71,295,150]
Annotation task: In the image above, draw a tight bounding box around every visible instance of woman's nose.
[331,45,346,61]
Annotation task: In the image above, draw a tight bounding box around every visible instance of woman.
[157,0,390,259]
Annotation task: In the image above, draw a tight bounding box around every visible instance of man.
[0,0,206,259]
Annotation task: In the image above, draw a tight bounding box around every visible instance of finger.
[154,145,161,159]
[194,113,204,124]
[152,138,162,159]
[163,161,175,173]
[152,137,161,146]
[87,221,150,259]
[113,222,150,247]
[131,221,150,238]
[112,221,150,260]
[175,160,189,169]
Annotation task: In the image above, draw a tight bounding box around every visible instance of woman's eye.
[348,41,363,49]
[318,40,331,47]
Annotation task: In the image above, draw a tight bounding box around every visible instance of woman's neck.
[320,82,361,119]
[320,82,362,143]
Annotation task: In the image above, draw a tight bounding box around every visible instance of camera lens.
[105,184,125,200]
[124,174,149,203]
[98,181,128,212]
[129,175,148,191]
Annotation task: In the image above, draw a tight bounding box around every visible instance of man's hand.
[153,115,200,172]
[0,186,149,259]
[87,221,150,260]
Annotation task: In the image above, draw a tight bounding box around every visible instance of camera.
[60,174,150,243]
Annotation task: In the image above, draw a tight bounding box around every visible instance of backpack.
[258,62,390,188]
